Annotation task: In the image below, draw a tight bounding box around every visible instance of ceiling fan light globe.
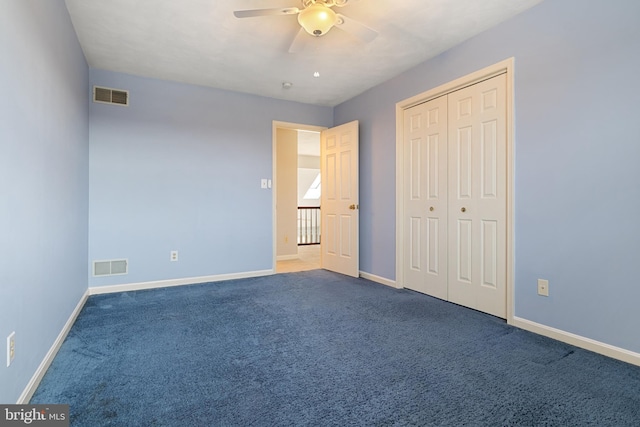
[298,3,337,37]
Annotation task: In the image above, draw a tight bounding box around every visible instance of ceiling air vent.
[93,259,128,276]
[93,86,129,106]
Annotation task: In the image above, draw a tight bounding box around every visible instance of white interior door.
[403,96,448,299]
[321,120,359,277]
[447,74,507,318]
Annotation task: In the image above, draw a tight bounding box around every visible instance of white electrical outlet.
[171,251,178,262]
[537,279,549,297]
[7,332,15,367]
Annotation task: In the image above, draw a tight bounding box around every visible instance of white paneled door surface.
[321,121,359,278]
[403,95,448,300]
[448,74,507,318]
[403,74,507,318]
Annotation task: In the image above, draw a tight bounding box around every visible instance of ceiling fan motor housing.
[302,0,349,7]
[298,2,338,36]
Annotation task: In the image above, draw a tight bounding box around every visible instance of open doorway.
[273,122,324,273]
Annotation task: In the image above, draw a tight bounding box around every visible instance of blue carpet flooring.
[31,270,640,426]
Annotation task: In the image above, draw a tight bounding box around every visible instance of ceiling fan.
[233,0,379,53]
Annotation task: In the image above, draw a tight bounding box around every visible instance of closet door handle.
[461,207,467,213]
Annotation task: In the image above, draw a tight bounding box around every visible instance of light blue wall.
[0,0,89,403]
[335,0,640,352]
[88,70,333,286]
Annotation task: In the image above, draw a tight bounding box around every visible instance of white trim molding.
[395,58,515,323]
[89,270,273,295]
[359,271,398,289]
[277,255,299,262]
[512,317,640,367]
[18,290,90,404]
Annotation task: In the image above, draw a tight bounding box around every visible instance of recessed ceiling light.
[313,72,320,78]
[282,82,293,89]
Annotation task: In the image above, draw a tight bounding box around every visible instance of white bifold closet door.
[403,95,449,300]
[403,74,507,318]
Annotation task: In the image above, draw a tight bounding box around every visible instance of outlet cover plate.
[7,331,15,367]
[537,279,549,297]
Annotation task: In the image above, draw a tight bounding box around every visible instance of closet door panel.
[403,96,448,300]
[447,74,507,318]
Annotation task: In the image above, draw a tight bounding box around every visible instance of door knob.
[429,207,434,212]
[461,207,467,213]
[349,204,356,210]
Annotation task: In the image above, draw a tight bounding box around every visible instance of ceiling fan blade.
[288,28,309,54]
[233,7,299,18]
[335,13,379,43]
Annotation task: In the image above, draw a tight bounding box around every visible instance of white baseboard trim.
[18,289,89,404]
[511,316,640,367]
[88,269,274,295]
[359,271,398,289]
[276,255,299,261]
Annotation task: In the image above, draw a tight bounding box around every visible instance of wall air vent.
[93,259,128,276]
[93,86,129,106]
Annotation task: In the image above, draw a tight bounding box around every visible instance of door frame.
[394,58,515,323]
[272,121,327,273]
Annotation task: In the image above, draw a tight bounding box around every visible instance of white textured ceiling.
[65,0,542,107]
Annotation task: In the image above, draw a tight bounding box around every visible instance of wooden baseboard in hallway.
[276,245,320,273]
